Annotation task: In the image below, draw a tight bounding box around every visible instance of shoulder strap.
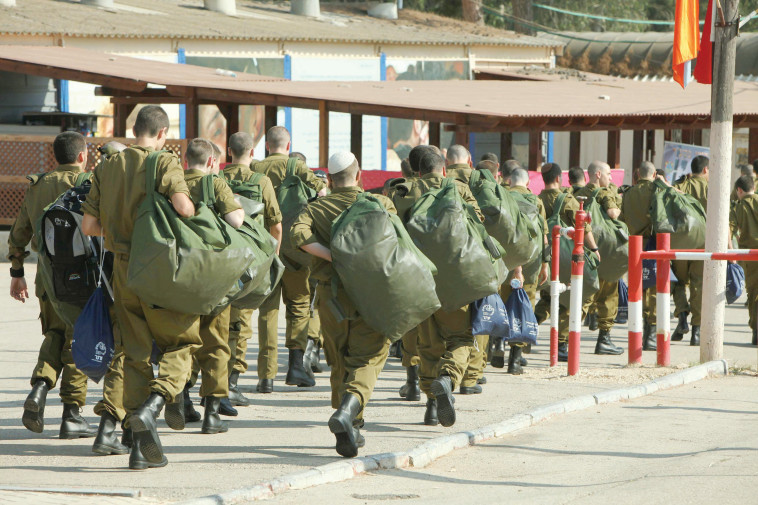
[143,151,163,195]
[74,172,92,186]
[201,174,217,206]
[479,168,497,184]
[285,157,298,178]
[553,192,568,219]
[246,172,264,186]
[591,188,602,199]
[441,177,455,189]
[26,172,49,185]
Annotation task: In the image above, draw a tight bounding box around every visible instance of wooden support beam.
[646,130,656,161]
[682,129,693,145]
[632,130,644,172]
[749,128,758,165]
[607,130,621,168]
[693,129,703,146]
[454,127,468,148]
[528,131,542,170]
[218,103,239,162]
[113,103,135,138]
[499,132,512,165]
[185,96,198,140]
[319,101,329,168]
[429,122,441,149]
[350,114,363,167]
[264,105,278,156]
[569,131,581,168]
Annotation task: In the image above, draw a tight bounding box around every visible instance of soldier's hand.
[10,277,28,303]
[538,263,549,286]
[317,188,328,198]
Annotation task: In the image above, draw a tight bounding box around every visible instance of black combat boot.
[183,385,201,423]
[752,327,757,346]
[389,341,403,359]
[557,342,569,362]
[477,377,487,385]
[424,398,438,426]
[22,379,49,433]
[491,339,506,368]
[353,419,366,449]
[328,394,362,458]
[129,434,168,470]
[304,338,323,374]
[690,325,700,346]
[121,425,133,449]
[399,366,421,401]
[228,371,251,406]
[128,393,166,465]
[311,342,324,373]
[594,330,624,355]
[459,383,482,394]
[59,403,97,439]
[164,394,185,431]
[201,397,229,435]
[256,378,274,394]
[671,311,689,341]
[507,346,524,375]
[430,375,456,428]
[92,412,129,455]
[643,321,657,351]
[285,349,316,387]
[588,313,598,331]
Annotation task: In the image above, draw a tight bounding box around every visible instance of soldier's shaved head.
[419,153,445,175]
[266,126,291,152]
[587,161,609,180]
[185,138,214,169]
[133,105,170,138]
[638,161,656,180]
[510,168,529,187]
[446,144,470,165]
[53,131,87,165]
[408,145,435,172]
[229,132,255,158]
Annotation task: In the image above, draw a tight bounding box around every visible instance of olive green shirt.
[81,145,190,256]
[290,186,397,282]
[620,179,656,237]
[445,163,473,184]
[184,169,241,217]
[509,185,549,263]
[539,187,591,233]
[729,193,758,249]
[416,173,484,222]
[223,163,282,229]
[574,182,619,212]
[254,153,325,193]
[7,164,84,269]
[675,174,708,211]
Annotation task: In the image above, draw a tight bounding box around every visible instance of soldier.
[177,139,245,434]
[254,126,326,389]
[81,105,201,470]
[537,163,600,362]
[445,144,473,183]
[729,175,758,346]
[499,167,549,374]
[567,166,587,194]
[407,152,484,427]
[480,152,500,172]
[304,161,325,375]
[574,161,624,356]
[223,132,282,398]
[9,131,97,440]
[620,161,659,351]
[671,155,709,346]
[291,151,396,458]
[500,159,522,187]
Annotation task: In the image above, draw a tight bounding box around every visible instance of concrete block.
[560,394,597,413]
[371,451,408,470]
[266,478,290,494]
[625,385,648,400]
[281,469,325,490]
[467,426,497,444]
[348,456,379,474]
[594,388,629,404]
[314,462,355,483]
[651,372,685,390]
[529,401,566,423]
[492,414,532,437]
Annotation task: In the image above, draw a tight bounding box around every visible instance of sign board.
[527,169,625,194]
[662,142,710,182]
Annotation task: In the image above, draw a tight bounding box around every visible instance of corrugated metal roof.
[0,0,561,49]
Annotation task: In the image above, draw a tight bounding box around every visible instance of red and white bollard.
[550,225,567,367]
[567,199,590,376]
[655,233,671,367]
[627,235,643,364]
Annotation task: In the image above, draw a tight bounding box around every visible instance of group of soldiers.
[8,104,758,470]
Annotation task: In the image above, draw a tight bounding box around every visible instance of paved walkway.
[0,265,755,503]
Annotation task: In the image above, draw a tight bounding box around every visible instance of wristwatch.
[10,267,24,278]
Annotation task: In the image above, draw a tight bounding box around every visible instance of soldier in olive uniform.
[254,126,326,389]
[223,132,282,399]
[671,156,709,346]
[82,106,202,470]
[574,161,625,356]
[8,132,97,440]
[729,175,758,346]
[445,144,473,183]
[537,163,600,362]
[620,161,659,351]
[291,151,396,458]
[179,139,245,434]
[567,166,587,195]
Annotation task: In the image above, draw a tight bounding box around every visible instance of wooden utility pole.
[700,0,740,362]
[512,0,533,34]
[461,0,484,25]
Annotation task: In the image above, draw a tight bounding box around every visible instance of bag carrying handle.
[285,156,298,178]
[201,174,217,206]
[553,192,568,220]
[74,172,92,187]
[143,151,165,198]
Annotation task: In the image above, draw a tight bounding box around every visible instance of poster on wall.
[662,141,710,182]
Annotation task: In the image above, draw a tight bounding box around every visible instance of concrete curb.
[179,360,728,505]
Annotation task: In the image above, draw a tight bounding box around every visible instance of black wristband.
[10,267,24,278]
[589,247,599,252]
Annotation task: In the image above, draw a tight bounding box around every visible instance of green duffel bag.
[469,169,540,270]
[584,188,629,282]
[127,152,257,316]
[225,172,266,224]
[407,178,508,311]
[650,179,706,249]
[330,192,441,342]
[548,193,599,306]
[278,157,316,270]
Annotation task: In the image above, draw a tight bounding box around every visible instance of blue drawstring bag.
[726,263,746,304]
[504,288,539,345]
[72,286,114,383]
[642,236,678,290]
[616,279,628,324]
[471,293,510,338]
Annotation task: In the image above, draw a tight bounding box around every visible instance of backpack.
[469,169,540,270]
[36,172,113,326]
[225,171,265,222]
[650,179,707,249]
[390,179,425,223]
[406,177,507,311]
[509,191,546,287]
[584,187,629,282]
[127,153,259,315]
[546,192,599,306]
[330,192,440,341]
[277,157,317,270]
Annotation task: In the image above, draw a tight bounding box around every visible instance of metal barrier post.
[628,235,643,364]
[656,233,671,367]
[550,225,563,367]
[568,199,589,376]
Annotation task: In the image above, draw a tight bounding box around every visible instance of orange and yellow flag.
[673,0,700,88]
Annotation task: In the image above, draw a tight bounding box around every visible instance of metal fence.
[0,136,187,227]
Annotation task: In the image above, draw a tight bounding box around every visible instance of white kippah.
[328,151,356,174]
